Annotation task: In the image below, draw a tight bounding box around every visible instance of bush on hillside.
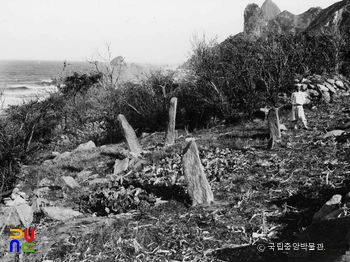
[0,120,21,193]
[187,32,347,121]
[0,93,66,192]
[102,69,179,142]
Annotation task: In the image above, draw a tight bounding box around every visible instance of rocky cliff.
[244,3,267,37]
[243,0,283,37]
[243,0,350,37]
[267,7,322,35]
[261,0,281,19]
[306,0,350,36]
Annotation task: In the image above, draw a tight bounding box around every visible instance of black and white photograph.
[1,0,350,261]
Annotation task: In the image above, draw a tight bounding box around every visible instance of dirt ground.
[2,96,350,262]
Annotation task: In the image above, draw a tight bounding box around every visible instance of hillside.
[2,1,350,261]
[1,79,350,261]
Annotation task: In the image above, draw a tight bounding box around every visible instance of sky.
[0,0,341,65]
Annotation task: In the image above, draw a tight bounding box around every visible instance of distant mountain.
[306,0,350,36]
[111,56,125,66]
[261,0,281,19]
[267,7,322,35]
[242,0,350,37]
[244,3,267,37]
[181,0,350,68]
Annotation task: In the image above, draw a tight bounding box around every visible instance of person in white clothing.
[291,84,310,130]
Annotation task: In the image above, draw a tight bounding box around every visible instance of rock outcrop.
[306,0,350,36]
[267,8,322,35]
[261,0,281,19]
[242,0,349,38]
[243,0,320,37]
[244,4,266,37]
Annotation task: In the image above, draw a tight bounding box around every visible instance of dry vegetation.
[1,29,350,262]
[1,94,350,262]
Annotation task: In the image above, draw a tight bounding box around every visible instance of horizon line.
[0,58,182,66]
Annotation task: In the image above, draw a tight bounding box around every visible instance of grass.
[2,96,350,262]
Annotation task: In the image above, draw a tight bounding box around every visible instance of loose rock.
[279,124,288,131]
[322,91,331,103]
[76,170,94,182]
[326,78,335,84]
[317,84,329,92]
[323,130,345,139]
[38,178,53,187]
[114,158,129,175]
[73,141,96,152]
[60,176,80,189]
[53,151,71,162]
[324,82,336,93]
[313,194,342,221]
[335,80,344,89]
[41,206,83,221]
[306,89,320,97]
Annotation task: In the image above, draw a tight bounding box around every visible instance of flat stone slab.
[53,151,71,162]
[307,89,320,97]
[335,80,344,89]
[41,207,83,221]
[38,178,54,187]
[73,141,96,152]
[317,84,329,92]
[326,78,335,84]
[114,158,129,175]
[280,124,288,131]
[60,176,80,188]
[313,194,342,221]
[0,206,21,226]
[324,82,336,93]
[76,170,94,183]
[87,178,110,185]
[323,130,345,139]
[16,203,33,228]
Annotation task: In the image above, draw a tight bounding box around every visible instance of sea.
[0,60,181,112]
[0,60,96,109]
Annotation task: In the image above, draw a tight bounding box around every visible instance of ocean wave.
[0,82,57,92]
[5,85,29,90]
[36,79,57,86]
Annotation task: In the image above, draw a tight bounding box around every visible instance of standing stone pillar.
[267,107,281,150]
[182,140,214,206]
[165,97,178,145]
[117,114,142,155]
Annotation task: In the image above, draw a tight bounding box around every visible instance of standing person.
[291,84,310,130]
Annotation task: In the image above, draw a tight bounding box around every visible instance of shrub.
[186,31,346,122]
